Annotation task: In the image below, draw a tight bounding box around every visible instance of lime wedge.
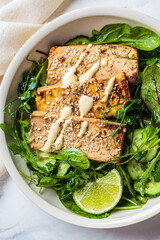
[73,169,123,214]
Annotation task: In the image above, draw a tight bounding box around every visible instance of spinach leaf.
[141,65,160,121]
[116,26,160,51]
[59,195,109,219]
[65,23,160,51]
[90,23,131,44]
[57,148,90,170]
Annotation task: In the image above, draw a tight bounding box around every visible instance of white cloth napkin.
[0,0,64,76]
[0,0,65,176]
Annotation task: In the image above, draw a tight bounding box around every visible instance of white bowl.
[1,7,160,229]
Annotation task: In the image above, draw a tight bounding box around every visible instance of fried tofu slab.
[30,111,126,162]
[48,44,138,86]
[35,73,130,118]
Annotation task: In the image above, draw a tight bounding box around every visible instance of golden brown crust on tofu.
[35,73,130,119]
[48,44,138,85]
[30,111,126,162]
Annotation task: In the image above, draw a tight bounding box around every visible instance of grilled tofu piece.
[30,111,126,162]
[35,73,130,119]
[48,44,138,86]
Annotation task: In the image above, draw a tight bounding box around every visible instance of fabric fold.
[0,21,41,75]
[0,0,64,23]
[0,0,65,76]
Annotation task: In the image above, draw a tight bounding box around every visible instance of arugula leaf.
[134,151,148,162]
[38,58,48,86]
[141,65,160,121]
[19,118,40,171]
[153,161,160,182]
[136,151,160,196]
[37,176,58,188]
[18,70,31,94]
[18,58,48,94]
[8,142,25,158]
[0,123,16,140]
[114,99,147,126]
[13,58,48,115]
[116,165,137,200]
[57,148,90,170]
[28,77,37,90]
[114,196,143,210]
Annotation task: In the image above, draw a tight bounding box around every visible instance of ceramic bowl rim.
[1,7,160,228]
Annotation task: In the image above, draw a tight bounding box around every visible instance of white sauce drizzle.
[78,121,89,138]
[36,150,51,157]
[87,43,92,49]
[101,57,108,67]
[79,61,100,84]
[55,119,72,150]
[62,52,86,88]
[41,107,72,152]
[79,95,93,117]
[101,77,116,102]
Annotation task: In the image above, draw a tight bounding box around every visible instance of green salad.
[1,23,160,219]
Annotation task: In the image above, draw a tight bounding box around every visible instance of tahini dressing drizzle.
[54,119,72,150]
[101,77,116,102]
[62,52,86,88]
[79,62,100,85]
[40,107,72,152]
[101,57,108,67]
[78,121,89,138]
[79,95,93,117]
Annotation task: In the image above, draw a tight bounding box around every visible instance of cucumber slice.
[36,150,56,173]
[143,146,159,162]
[127,159,144,180]
[130,128,159,162]
[37,158,56,168]
[57,162,70,177]
[131,129,144,150]
[134,180,160,197]
[65,35,90,46]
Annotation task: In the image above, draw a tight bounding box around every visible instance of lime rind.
[73,169,123,214]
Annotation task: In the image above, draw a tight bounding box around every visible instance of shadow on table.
[102,213,160,239]
[52,212,160,240]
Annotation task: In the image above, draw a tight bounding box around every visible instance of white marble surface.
[1,0,160,239]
